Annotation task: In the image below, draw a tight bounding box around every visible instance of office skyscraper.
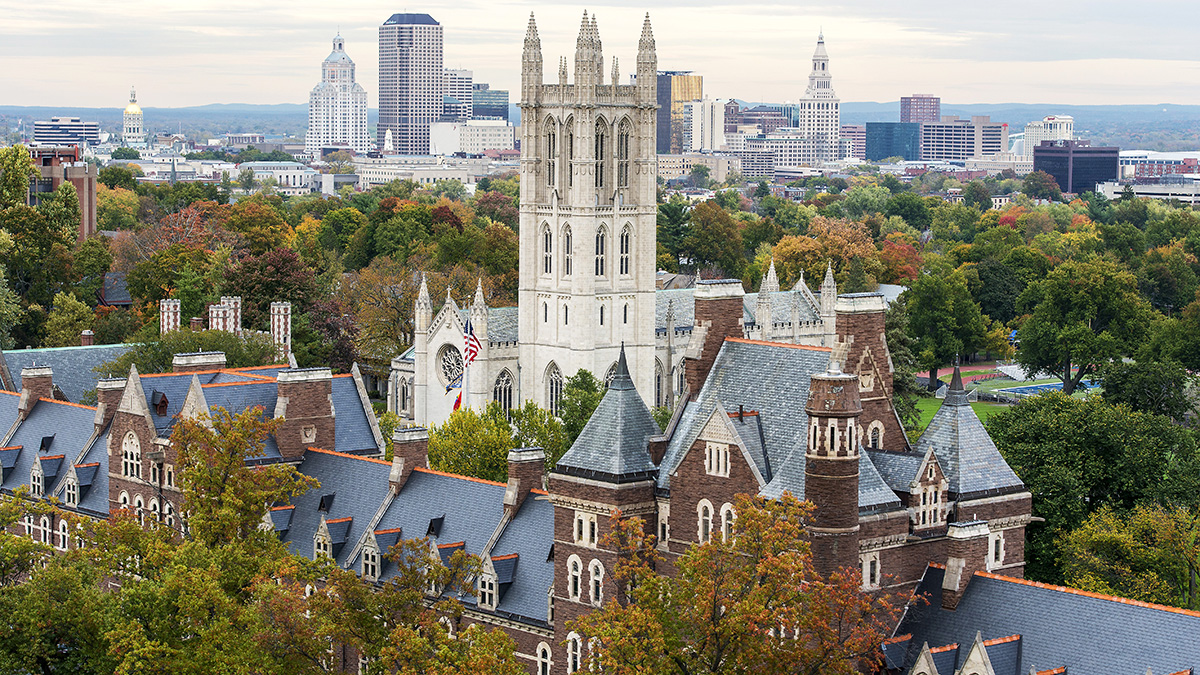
[444,68,473,120]
[378,13,444,154]
[794,33,839,163]
[900,94,941,123]
[656,71,702,154]
[307,34,370,156]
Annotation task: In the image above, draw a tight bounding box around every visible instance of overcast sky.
[4,0,1198,108]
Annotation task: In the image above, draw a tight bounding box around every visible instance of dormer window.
[315,532,332,559]
[478,573,497,609]
[121,432,141,479]
[151,390,168,416]
[64,478,78,506]
[30,467,43,497]
[362,546,379,581]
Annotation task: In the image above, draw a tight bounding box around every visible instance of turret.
[820,260,837,318]
[636,13,657,105]
[804,357,862,577]
[521,13,542,104]
[415,274,432,334]
[469,278,488,342]
[574,11,596,98]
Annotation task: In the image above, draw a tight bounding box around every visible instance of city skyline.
[4,0,1199,109]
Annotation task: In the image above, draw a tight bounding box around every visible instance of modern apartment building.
[428,119,515,155]
[32,117,100,147]
[840,124,865,159]
[443,68,473,121]
[377,13,444,154]
[306,34,371,156]
[920,116,1008,161]
[656,71,703,153]
[900,94,940,123]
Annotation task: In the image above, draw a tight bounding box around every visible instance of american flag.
[463,319,481,366]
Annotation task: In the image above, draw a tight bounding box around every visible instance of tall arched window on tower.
[562,225,573,276]
[566,121,575,188]
[594,120,607,188]
[122,432,141,479]
[617,119,631,188]
[619,226,632,275]
[546,120,557,188]
[547,363,564,416]
[493,370,514,416]
[595,227,607,276]
[542,225,553,274]
[655,360,664,407]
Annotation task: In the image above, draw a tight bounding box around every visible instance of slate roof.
[0,399,97,497]
[331,376,380,454]
[915,368,1023,499]
[101,272,132,306]
[283,449,394,568]
[553,348,660,483]
[1,344,135,402]
[0,391,19,439]
[72,431,110,518]
[896,565,1200,675]
[383,12,439,25]
[867,449,925,493]
[489,495,554,624]
[456,307,519,343]
[654,288,825,331]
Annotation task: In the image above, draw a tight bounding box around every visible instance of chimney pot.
[80,329,94,346]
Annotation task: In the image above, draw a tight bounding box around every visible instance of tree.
[0,268,22,350]
[427,402,516,483]
[885,192,931,231]
[884,295,924,433]
[970,258,1024,325]
[1100,359,1195,422]
[509,400,567,470]
[73,235,114,306]
[683,201,745,277]
[688,164,711,189]
[571,494,897,675]
[903,272,987,389]
[43,291,93,347]
[224,248,320,329]
[656,196,690,261]
[238,167,256,192]
[95,328,277,377]
[840,185,890,219]
[225,198,293,255]
[560,369,605,447]
[1023,170,1062,201]
[987,393,1200,582]
[1016,257,1154,394]
[962,180,992,211]
[110,147,140,160]
[98,165,138,190]
[0,144,38,209]
[1061,504,1200,610]
[97,185,140,230]
[2,203,76,307]
[473,191,518,228]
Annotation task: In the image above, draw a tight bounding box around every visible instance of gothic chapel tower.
[518,13,658,413]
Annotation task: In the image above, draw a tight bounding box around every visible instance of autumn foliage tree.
[571,494,897,675]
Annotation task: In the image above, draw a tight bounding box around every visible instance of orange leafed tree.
[570,493,898,675]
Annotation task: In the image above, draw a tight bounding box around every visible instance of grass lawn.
[913,396,1009,439]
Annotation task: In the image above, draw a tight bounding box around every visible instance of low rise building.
[656,153,742,183]
[33,117,101,147]
[1118,150,1200,179]
[235,161,320,196]
[428,120,515,155]
[27,145,98,240]
[1098,177,1200,205]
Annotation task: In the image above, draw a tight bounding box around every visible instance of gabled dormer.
[314,514,351,560]
[909,446,948,534]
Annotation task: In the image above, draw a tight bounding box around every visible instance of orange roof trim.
[725,337,833,352]
[727,410,760,417]
[307,447,391,467]
[0,446,22,451]
[74,462,100,468]
[530,488,549,496]
[374,527,403,535]
[491,552,519,561]
[983,634,1021,646]
[1035,668,1066,675]
[437,540,465,549]
[325,516,352,524]
[39,454,65,460]
[271,505,296,512]
[883,633,911,644]
[0,390,18,397]
[38,397,97,411]
[412,465,507,488]
[930,643,958,654]
[201,380,273,389]
[977,571,1200,619]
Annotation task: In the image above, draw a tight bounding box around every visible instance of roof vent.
[426,515,444,537]
[151,390,169,416]
[317,493,335,512]
[39,435,55,453]
[546,542,555,562]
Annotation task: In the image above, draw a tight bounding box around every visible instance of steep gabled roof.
[552,348,659,483]
[915,367,1023,499]
[1,343,134,402]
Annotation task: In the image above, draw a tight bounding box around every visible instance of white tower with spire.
[306,34,371,155]
[517,11,659,413]
[122,87,146,148]
[796,33,839,162]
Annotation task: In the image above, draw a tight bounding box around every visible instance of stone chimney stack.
[389,426,429,492]
[941,521,991,610]
[270,302,292,361]
[684,279,745,397]
[172,351,227,373]
[189,317,203,330]
[95,377,126,432]
[159,298,181,334]
[504,447,545,517]
[80,329,95,346]
[208,302,231,332]
[18,366,53,420]
[274,368,335,461]
[220,296,242,334]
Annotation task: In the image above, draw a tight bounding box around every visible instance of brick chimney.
[80,330,95,346]
[172,351,227,373]
[95,377,126,432]
[274,368,335,461]
[389,426,429,492]
[504,447,545,516]
[834,293,908,452]
[941,521,991,610]
[18,366,53,420]
[684,279,745,397]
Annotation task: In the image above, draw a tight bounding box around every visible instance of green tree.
[1023,170,1062,201]
[657,196,690,261]
[0,144,37,208]
[987,393,1200,582]
[560,369,605,447]
[962,180,992,211]
[1016,257,1154,394]
[43,291,93,347]
[1060,504,1200,610]
[971,258,1024,325]
[238,167,256,192]
[904,272,987,390]
[1100,359,1195,422]
[98,165,138,190]
[840,184,890,219]
[884,295,924,433]
[885,192,932,231]
[682,201,744,277]
[95,328,277,377]
[429,178,467,201]
[571,494,898,675]
[688,164,711,189]
[110,147,140,160]
[509,400,567,470]
[427,402,516,482]
[37,181,82,238]
[73,235,114,306]
[0,268,22,350]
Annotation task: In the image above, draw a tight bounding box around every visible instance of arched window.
[697,500,713,543]
[149,498,160,522]
[617,120,632,188]
[57,519,69,551]
[493,370,514,416]
[595,227,607,276]
[567,632,583,673]
[589,560,605,606]
[568,555,582,600]
[547,363,564,417]
[537,643,552,675]
[438,344,464,388]
[594,120,607,189]
[869,421,884,450]
[543,225,553,274]
[655,360,664,407]
[164,501,175,528]
[122,431,141,479]
[546,121,557,187]
[562,225,573,276]
[623,304,628,324]
[720,503,736,542]
[599,304,604,325]
[604,363,618,387]
[118,491,130,511]
[399,377,409,415]
[619,226,632,275]
[134,496,145,525]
